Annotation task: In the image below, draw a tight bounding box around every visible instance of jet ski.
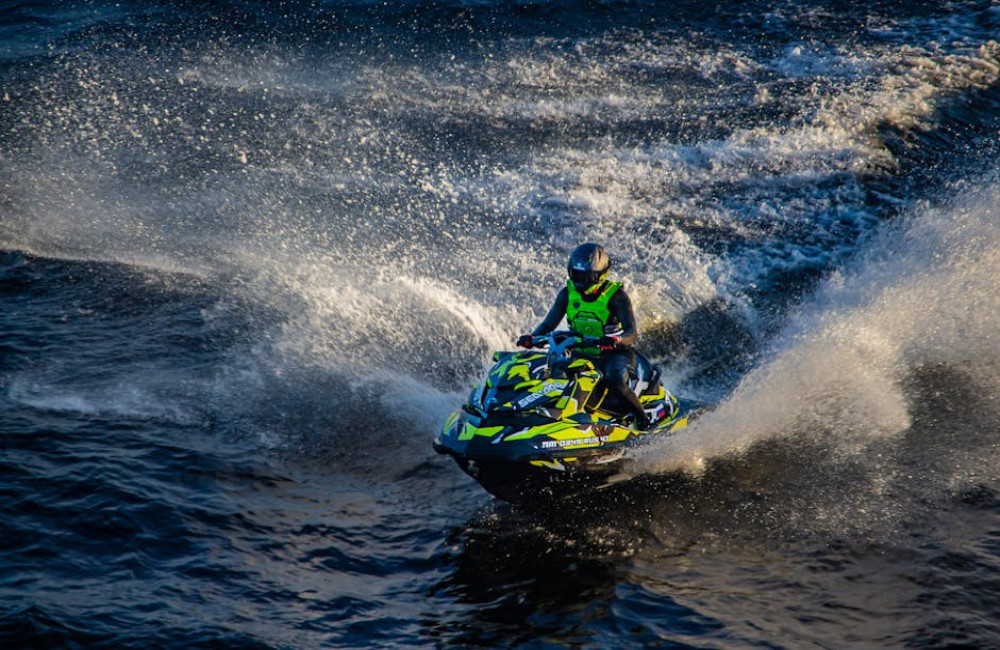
[433,330,709,503]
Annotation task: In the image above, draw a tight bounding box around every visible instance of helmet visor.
[570,268,604,289]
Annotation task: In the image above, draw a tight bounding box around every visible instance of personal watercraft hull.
[434,397,709,503]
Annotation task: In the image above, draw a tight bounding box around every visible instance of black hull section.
[451,456,623,504]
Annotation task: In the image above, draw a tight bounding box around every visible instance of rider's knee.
[605,373,629,391]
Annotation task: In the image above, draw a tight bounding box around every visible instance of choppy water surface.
[3,1,1000,647]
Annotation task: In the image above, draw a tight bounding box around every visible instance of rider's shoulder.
[607,283,633,305]
[608,281,628,296]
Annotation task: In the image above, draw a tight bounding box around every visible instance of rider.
[517,243,652,430]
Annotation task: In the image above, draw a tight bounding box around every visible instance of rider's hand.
[516,334,535,348]
[597,335,620,351]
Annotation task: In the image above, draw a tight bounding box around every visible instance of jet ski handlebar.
[523,331,600,350]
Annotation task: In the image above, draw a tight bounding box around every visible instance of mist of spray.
[634,179,1000,474]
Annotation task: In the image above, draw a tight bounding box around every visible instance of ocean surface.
[3,1,1000,647]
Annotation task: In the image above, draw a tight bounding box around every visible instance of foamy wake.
[634,178,1000,474]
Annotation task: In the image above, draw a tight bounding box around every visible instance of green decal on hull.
[458,423,504,441]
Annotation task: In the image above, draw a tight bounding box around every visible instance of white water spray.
[635,179,1000,474]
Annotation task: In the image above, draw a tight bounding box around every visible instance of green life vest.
[566,280,622,354]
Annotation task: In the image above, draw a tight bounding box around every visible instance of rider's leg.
[599,351,650,428]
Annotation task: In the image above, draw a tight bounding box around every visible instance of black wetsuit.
[530,285,648,424]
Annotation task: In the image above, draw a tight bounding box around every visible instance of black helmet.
[567,243,610,292]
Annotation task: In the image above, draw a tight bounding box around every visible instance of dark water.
[3,1,1000,647]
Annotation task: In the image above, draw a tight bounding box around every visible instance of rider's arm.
[608,289,639,347]
[530,287,569,336]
